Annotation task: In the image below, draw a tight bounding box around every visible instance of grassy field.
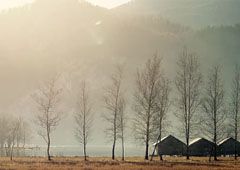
[0,156,240,170]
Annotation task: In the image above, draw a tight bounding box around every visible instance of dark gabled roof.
[153,135,186,146]
[189,138,214,146]
[218,137,240,146]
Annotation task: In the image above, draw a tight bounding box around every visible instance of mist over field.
[0,0,239,158]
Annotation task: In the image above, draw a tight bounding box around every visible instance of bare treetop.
[175,48,202,160]
[133,54,163,160]
[32,76,63,161]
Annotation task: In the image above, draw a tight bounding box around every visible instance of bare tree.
[201,65,226,161]
[7,117,22,161]
[32,76,63,161]
[21,121,31,149]
[74,80,93,161]
[103,65,124,160]
[230,64,240,160]
[133,55,162,160]
[175,48,202,160]
[117,97,127,161]
[15,118,31,156]
[150,76,171,161]
[0,115,10,157]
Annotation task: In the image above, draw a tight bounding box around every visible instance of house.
[189,138,214,156]
[154,135,186,156]
[218,137,240,156]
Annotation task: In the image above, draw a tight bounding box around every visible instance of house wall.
[157,138,186,156]
[218,139,240,156]
[189,140,214,156]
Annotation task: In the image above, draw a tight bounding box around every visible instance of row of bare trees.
[0,115,30,160]
[32,76,95,161]
[132,56,171,160]
[103,66,127,161]
[132,48,240,161]
[27,48,239,162]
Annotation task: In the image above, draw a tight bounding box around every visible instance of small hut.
[218,137,240,156]
[189,138,214,156]
[154,135,186,156]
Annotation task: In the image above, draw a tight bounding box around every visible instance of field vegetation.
[0,156,240,170]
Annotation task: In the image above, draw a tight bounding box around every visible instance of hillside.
[0,0,187,107]
[114,0,240,28]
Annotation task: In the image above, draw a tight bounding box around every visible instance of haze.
[0,0,239,157]
[0,0,130,10]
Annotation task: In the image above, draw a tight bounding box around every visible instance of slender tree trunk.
[84,142,87,161]
[17,143,19,157]
[145,116,150,160]
[10,145,14,161]
[5,144,8,157]
[145,117,150,160]
[150,122,162,161]
[83,121,87,161]
[145,141,149,160]
[112,138,116,160]
[145,95,153,161]
[184,71,189,160]
[112,115,116,160]
[150,145,156,161]
[187,73,192,160]
[0,143,4,157]
[159,135,163,160]
[47,128,51,161]
[214,112,217,161]
[235,113,238,160]
[186,136,189,160]
[83,109,87,161]
[186,118,190,160]
[121,134,124,161]
[214,72,218,161]
[234,93,239,160]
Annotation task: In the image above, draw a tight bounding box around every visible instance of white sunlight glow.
[0,0,131,10]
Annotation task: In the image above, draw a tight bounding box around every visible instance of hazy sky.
[0,0,130,10]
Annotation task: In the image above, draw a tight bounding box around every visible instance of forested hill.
[0,0,187,109]
[114,0,240,29]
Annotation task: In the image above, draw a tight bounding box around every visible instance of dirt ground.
[0,156,240,170]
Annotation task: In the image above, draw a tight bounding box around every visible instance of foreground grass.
[0,156,240,169]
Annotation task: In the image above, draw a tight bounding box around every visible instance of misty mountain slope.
[114,0,240,28]
[0,0,239,145]
[0,0,188,106]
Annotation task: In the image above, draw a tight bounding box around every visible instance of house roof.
[153,135,184,146]
[217,137,239,146]
[153,136,168,146]
[218,137,231,145]
[189,137,214,146]
[189,138,202,145]
[153,135,172,146]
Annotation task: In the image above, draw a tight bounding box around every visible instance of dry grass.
[0,156,239,170]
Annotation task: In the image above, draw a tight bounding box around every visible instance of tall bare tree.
[74,80,93,161]
[32,76,63,161]
[117,97,127,161]
[201,65,226,161]
[21,120,31,149]
[230,64,240,160]
[0,115,10,157]
[133,55,162,160]
[103,65,124,160]
[150,76,171,161]
[175,48,202,160]
[15,118,31,156]
[7,117,22,161]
